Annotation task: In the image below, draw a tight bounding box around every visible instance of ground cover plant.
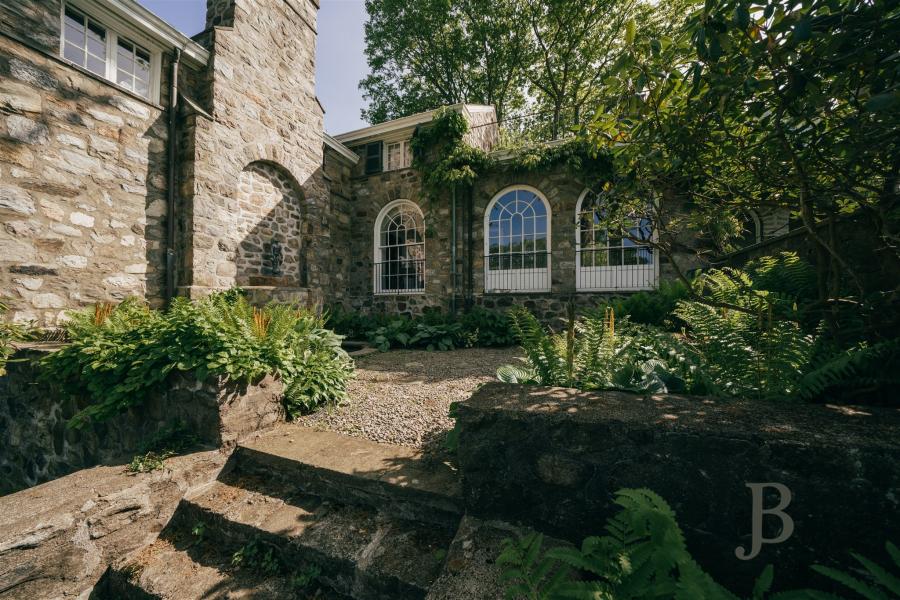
[0,301,31,377]
[499,253,892,404]
[499,488,900,599]
[326,305,515,351]
[42,290,354,428]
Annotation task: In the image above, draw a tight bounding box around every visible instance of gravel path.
[296,347,520,451]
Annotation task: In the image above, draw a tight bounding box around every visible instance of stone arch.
[234,161,306,287]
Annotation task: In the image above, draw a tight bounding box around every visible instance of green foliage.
[606,280,691,327]
[42,291,354,427]
[797,338,900,404]
[231,537,282,577]
[126,450,174,474]
[326,306,515,351]
[498,488,758,599]
[589,0,900,337]
[500,489,900,599]
[457,307,516,348]
[0,301,31,377]
[807,541,900,600]
[126,421,199,473]
[674,267,816,399]
[499,306,710,395]
[231,537,322,594]
[409,112,615,200]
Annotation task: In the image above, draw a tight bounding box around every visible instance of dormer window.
[60,3,160,103]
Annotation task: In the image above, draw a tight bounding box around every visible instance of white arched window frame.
[373,200,425,294]
[575,188,659,291]
[484,185,551,293]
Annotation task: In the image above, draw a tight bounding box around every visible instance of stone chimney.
[206,0,237,28]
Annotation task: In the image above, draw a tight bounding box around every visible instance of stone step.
[232,426,462,527]
[97,524,348,599]
[102,472,456,599]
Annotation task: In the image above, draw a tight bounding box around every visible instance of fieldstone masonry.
[233,162,306,287]
[0,24,170,324]
[457,383,900,592]
[0,346,284,496]
[1,0,786,326]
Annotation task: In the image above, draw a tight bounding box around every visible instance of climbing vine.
[410,109,614,198]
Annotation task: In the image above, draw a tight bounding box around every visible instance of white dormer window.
[60,3,160,103]
[385,140,412,171]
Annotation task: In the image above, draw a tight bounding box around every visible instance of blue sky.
[136,0,369,133]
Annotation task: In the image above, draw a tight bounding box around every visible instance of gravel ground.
[296,347,520,451]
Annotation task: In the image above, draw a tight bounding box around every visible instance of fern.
[499,488,759,600]
[787,541,900,600]
[796,339,900,403]
[674,267,815,400]
[41,291,354,427]
[500,307,709,395]
[499,490,898,600]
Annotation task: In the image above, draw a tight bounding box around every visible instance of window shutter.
[365,141,383,174]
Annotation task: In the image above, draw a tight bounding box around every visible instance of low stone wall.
[0,345,284,496]
[456,383,900,593]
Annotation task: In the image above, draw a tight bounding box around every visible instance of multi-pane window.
[116,38,152,98]
[576,189,657,291]
[385,140,412,171]
[63,6,107,76]
[484,186,551,292]
[60,4,156,102]
[375,200,425,294]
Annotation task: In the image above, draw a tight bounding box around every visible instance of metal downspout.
[165,48,181,305]
[451,185,457,315]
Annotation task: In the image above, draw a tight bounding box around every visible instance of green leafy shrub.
[42,291,354,427]
[499,488,763,599]
[498,306,711,395]
[606,280,690,328]
[0,301,31,377]
[674,267,816,399]
[458,307,516,347]
[327,306,515,351]
[499,488,900,599]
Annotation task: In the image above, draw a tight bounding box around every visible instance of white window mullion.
[106,31,116,82]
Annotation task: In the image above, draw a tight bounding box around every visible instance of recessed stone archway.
[234,161,306,288]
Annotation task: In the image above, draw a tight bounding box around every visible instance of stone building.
[0,0,788,325]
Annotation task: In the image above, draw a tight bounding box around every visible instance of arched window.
[576,188,657,291]
[484,186,551,292]
[374,200,425,294]
[736,210,763,248]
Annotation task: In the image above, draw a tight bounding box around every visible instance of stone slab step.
[97,531,346,599]
[233,426,461,526]
[173,474,455,599]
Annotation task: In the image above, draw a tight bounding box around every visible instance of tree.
[518,0,637,139]
[360,0,527,124]
[589,0,900,340]
[359,0,693,134]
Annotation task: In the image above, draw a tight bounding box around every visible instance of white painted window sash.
[59,0,162,104]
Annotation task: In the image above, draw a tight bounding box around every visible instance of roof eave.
[88,0,210,66]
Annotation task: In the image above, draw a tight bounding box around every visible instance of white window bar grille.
[484,186,551,293]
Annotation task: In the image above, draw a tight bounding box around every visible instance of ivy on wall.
[410,109,615,198]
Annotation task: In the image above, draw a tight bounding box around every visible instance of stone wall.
[0,9,195,324]
[342,161,705,321]
[456,382,900,592]
[0,346,284,496]
[234,161,307,287]
[181,0,335,308]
